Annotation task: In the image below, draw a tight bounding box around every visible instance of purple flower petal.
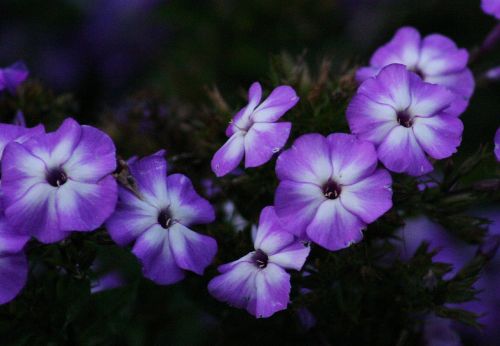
[244,122,291,168]
[419,34,469,76]
[274,181,324,239]
[132,225,185,285]
[482,0,500,19]
[407,74,456,117]
[0,215,30,254]
[326,133,378,185]
[413,115,463,159]
[377,126,433,176]
[275,133,332,185]
[346,94,398,145]
[495,128,500,162]
[106,187,158,245]
[211,132,245,177]
[0,62,29,94]
[208,260,257,309]
[0,252,28,305]
[340,169,393,223]
[268,242,310,270]
[63,125,117,182]
[168,223,217,275]
[370,27,421,72]
[253,206,295,255]
[0,123,44,158]
[249,264,291,318]
[251,86,299,123]
[306,199,364,251]
[127,152,168,207]
[167,173,215,226]
[368,64,412,110]
[55,176,118,231]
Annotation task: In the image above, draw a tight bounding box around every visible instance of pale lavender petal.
[55,176,118,232]
[407,74,456,117]
[377,126,433,176]
[63,125,117,182]
[326,133,378,185]
[244,122,291,168]
[306,199,365,251]
[106,187,158,246]
[268,242,310,270]
[249,264,290,318]
[226,82,263,136]
[275,133,332,185]
[167,173,215,226]
[168,223,217,275]
[357,64,411,110]
[127,152,168,208]
[253,206,294,256]
[132,225,185,285]
[211,132,245,177]
[208,261,257,309]
[251,86,299,123]
[370,27,421,69]
[22,118,81,167]
[419,34,469,76]
[274,181,324,239]
[340,169,393,223]
[346,93,398,145]
[0,252,28,305]
[413,115,463,160]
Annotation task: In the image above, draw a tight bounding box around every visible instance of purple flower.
[0,62,29,94]
[482,0,500,19]
[356,27,474,116]
[1,118,118,243]
[106,153,217,285]
[274,133,392,251]
[495,128,500,161]
[208,206,310,318]
[211,82,299,177]
[347,64,463,176]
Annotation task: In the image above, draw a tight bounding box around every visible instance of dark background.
[0,0,499,345]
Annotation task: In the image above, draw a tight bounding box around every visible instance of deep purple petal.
[63,125,117,182]
[211,132,245,177]
[355,66,381,83]
[132,225,185,285]
[244,122,291,168]
[254,206,295,256]
[0,215,30,254]
[495,128,500,162]
[346,93,398,145]
[248,264,291,318]
[306,199,365,251]
[413,115,463,160]
[268,242,310,270]
[55,176,118,232]
[0,62,29,94]
[340,169,393,224]
[482,0,500,19]
[275,133,332,185]
[377,126,433,176]
[274,181,324,239]
[106,187,158,246]
[166,173,215,226]
[0,252,28,305]
[168,223,217,275]
[326,133,378,185]
[251,86,299,123]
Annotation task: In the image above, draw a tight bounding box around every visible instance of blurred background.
[0,0,499,345]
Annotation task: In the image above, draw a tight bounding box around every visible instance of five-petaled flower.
[274,133,393,251]
[356,27,474,117]
[347,64,463,176]
[211,82,299,177]
[1,118,118,243]
[208,206,310,318]
[106,152,217,285]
